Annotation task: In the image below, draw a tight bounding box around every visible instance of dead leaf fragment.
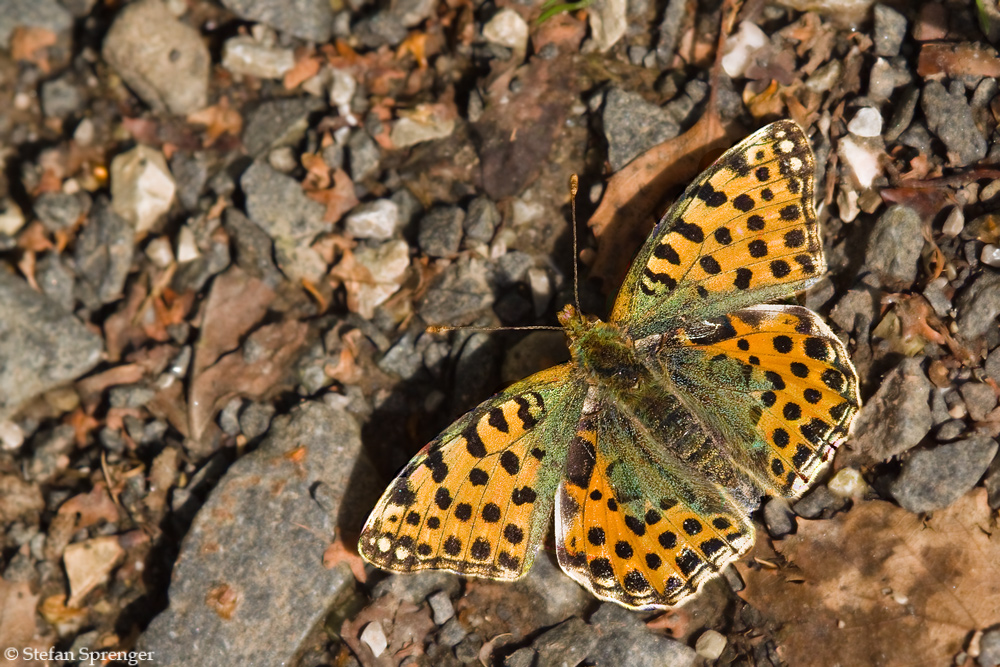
[64,536,126,607]
[57,483,120,530]
[738,489,1000,666]
[917,42,1000,78]
[187,97,243,147]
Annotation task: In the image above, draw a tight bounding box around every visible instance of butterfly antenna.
[427,324,562,333]
[570,174,581,313]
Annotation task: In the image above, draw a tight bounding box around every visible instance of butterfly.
[358,120,860,609]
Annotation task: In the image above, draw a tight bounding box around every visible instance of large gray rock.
[138,402,381,666]
[0,272,103,419]
[922,81,987,168]
[956,270,1000,342]
[890,436,998,513]
[851,357,934,461]
[865,205,923,289]
[602,87,679,172]
[102,0,210,114]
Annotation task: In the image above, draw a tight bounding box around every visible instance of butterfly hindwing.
[644,304,860,498]
[611,120,823,338]
[555,391,755,609]
[359,364,586,580]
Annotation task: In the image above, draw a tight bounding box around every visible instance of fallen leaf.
[587,111,736,290]
[323,530,368,584]
[283,48,322,90]
[187,97,243,147]
[64,536,126,607]
[57,483,120,530]
[306,168,360,224]
[738,489,1000,666]
[0,578,52,664]
[10,26,57,73]
[38,594,88,637]
[917,42,1000,78]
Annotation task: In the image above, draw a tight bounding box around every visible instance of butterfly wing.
[610,120,823,338]
[554,388,757,609]
[641,304,861,499]
[360,364,586,580]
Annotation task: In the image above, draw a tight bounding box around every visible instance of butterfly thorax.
[558,304,642,391]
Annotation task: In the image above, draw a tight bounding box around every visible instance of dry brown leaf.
[64,536,125,607]
[917,43,1000,78]
[738,489,1000,666]
[283,49,322,90]
[0,577,51,664]
[76,363,147,406]
[57,482,120,530]
[306,168,360,224]
[10,26,57,72]
[187,97,243,147]
[323,530,368,584]
[189,319,308,441]
[587,112,735,290]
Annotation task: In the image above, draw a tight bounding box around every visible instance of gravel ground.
[1,1,999,666]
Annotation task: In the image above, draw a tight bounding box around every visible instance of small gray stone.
[865,205,923,289]
[219,0,334,42]
[922,81,988,167]
[956,270,1000,341]
[138,403,378,666]
[980,625,1000,667]
[391,0,436,27]
[588,603,697,667]
[344,199,399,240]
[923,277,952,318]
[509,554,591,628]
[419,205,464,258]
[602,87,679,172]
[763,497,795,537]
[533,617,598,667]
[35,254,75,312]
[242,97,325,158]
[377,332,423,380]
[353,13,408,48]
[464,196,500,244]
[347,130,381,182]
[418,257,495,326]
[391,187,422,228]
[852,357,934,461]
[0,273,102,420]
[222,207,282,287]
[438,617,468,647]
[34,191,90,231]
[890,436,998,513]
[454,635,483,663]
[869,56,913,103]
[373,570,461,605]
[102,0,210,115]
[169,152,209,211]
[873,5,907,57]
[885,85,919,142]
[986,456,1000,510]
[936,419,966,442]
[496,251,533,286]
[75,199,135,306]
[242,161,327,242]
[427,590,455,625]
[792,485,846,519]
[960,382,997,422]
[986,346,1000,386]
[239,402,275,440]
[40,75,83,119]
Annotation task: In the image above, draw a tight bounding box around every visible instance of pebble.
[329,68,356,111]
[986,347,1000,386]
[0,198,25,236]
[34,191,90,231]
[721,20,768,78]
[763,496,795,538]
[873,4,907,57]
[360,622,388,658]
[242,97,326,158]
[602,87,679,172]
[438,617,467,647]
[391,108,456,148]
[936,419,966,442]
[219,0,334,42]
[695,629,727,660]
[40,75,84,119]
[982,244,1000,268]
[0,0,73,49]
[110,144,176,235]
[865,205,923,289]
[851,357,934,461]
[344,199,399,240]
[482,9,529,52]
[532,617,599,667]
[102,0,210,114]
[222,208,282,286]
[75,200,136,306]
[869,57,912,104]
[138,404,379,665]
[960,382,997,422]
[464,196,500,244]
[884,84,919,141]
[427,590,455,625]
[942,206,965,237]
[922,81,988,167]
[35,255,75,312]
[956,271,1000,341]
[0,273,102,420]
[587,0,626,52]
[827,467,868,498]
[418,205,464,257]
[848,107,883,137]
[241,161,327,242]
[418,257,495,326]
[588,603,697,667]
[0,421,25,451]
[981,626,1000,667]
[347,130,381,182]
[805,60,841,93]
[890,436,998,513]
[792,484,846,519]
[350,239,410,319]
[221,35,295,80]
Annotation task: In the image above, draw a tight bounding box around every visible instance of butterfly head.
[558,304,643,391]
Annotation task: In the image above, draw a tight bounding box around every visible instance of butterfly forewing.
[359,365,585,580]
[611,121,823,338]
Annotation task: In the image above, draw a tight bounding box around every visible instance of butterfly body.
[359,121,860,610]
